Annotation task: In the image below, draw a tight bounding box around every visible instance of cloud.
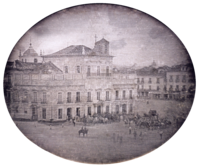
[30,24,51,36]
[149,26,168,39]
[110,39,127,50]
[107,7,143,28]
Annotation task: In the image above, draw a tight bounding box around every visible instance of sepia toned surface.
[4,4,195,164]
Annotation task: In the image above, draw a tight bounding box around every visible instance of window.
[116,91,119,99]
[88,107,91,116]
[76,92,80,102]
[157,86,160,91]
[164,85,167,92]
[87,92,91,102]
[34,58,37,63]
[106,106,109,113]
[182,85,186,91]
[137,85,139,90]
[32,107,36,116]
[43,92,47,103]
[8,75,11,83]
[58,109,62,119]
[137,78,140,83]
[97,66,100,76]
[142,85,144,90]
[33,92,37,102]
[25,59,27,62]
[123,90,126,99]
[76,108,80,117]
[129,90,132,99]
[65,66,68,73]
[106,66,109,76]
[106,91,109,100]
[24,92,28,102]
[175,85,179,91]
[97,92,100,100]
[141,78,144,83]
[169,85,173,91]
[129,104,133,113]
[116,105,119,114]
[182,75,186,83]
[148,78,152,83]
[149,85,151,90]
[67,92,71,103]
[176,75,180,82]
[22,59,23,62]
[58,92,62,103]
[14,91,19,101]
[42,108,46,119]
[157,78,160,84]
[87,66,90,76]
[77,66,80,73]
[169,75,173,82]
[24,111,27,114]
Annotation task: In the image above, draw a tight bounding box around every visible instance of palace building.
[4,38,137,121]
[4,38,195,121]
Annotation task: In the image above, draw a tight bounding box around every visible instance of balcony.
[86,73,111,78]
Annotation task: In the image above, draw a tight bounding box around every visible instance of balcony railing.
[87,73,111,77]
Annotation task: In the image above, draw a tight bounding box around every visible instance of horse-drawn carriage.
[127,110,172,130]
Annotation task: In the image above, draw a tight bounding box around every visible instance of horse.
[78,128,88,137]
[140,121,150,129]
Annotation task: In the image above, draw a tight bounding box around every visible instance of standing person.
[129,126,132,134]
[159,130,163,140]
[72,118,75,127]
[133,130,137,140]
[120,135,123,144]
[139,131,143,140]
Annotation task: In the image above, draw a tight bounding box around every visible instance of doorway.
[32,107,38,120]
[97,105,101,114]
[67,108,72,120]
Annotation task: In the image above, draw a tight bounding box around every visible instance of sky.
[9,4,190,67]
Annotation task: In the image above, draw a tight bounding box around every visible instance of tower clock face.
[4,3,195,164]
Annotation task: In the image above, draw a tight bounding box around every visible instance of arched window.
[34,58,38,63]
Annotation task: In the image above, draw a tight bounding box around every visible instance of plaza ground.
[14,99,193,164]
[16,121,179,164]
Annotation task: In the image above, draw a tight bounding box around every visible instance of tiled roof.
[23,44,38,57]
[15,60,62,74]
[47,45,92,56]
